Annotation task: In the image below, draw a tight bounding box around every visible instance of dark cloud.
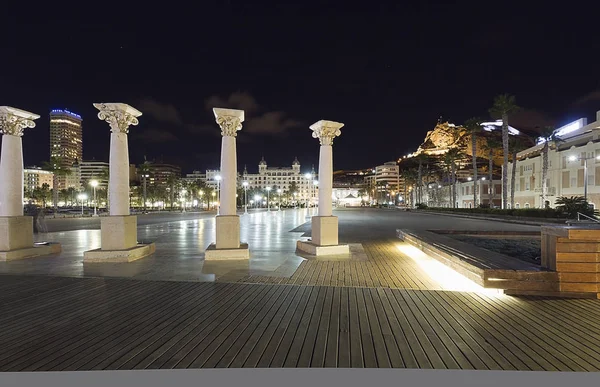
[205,92,302,135]
[246,111,302,135]
[571,90,600,107]
[511,109,555,131]
[134,128,178,143]
[205,91,259,113]
[137,97,183,125]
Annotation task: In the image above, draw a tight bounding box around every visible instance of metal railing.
[577,212,600,223]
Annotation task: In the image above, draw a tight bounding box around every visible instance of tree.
[139,161,151,210]
[443,149,463,208]
[415,153,430,204]
[464,117,483,207]
[401,168,418,207]
[509,135,532,209]
[165,174,179,209]
[482,132,502,206]
[555,196,598,218]
[489,94,520,209]
[538,125,561,208]
[41,156,72,213]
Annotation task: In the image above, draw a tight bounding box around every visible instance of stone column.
[205,108,249,259]
[0,107,61,260]
[84,103,155,262]
[296,120,349,256]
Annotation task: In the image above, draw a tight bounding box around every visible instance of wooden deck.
[231,241,442,289]
[2,274,600,371]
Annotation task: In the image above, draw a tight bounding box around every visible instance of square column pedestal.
[83,215,155,263]
[297,216,350,256]
[205,215,249,260]
[0,216,61,261]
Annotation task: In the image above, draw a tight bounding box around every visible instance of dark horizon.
[3,2,600,174]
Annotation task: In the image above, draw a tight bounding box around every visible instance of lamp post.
[211,191,216,210]
[90,180,99,216]
[142,174,149,211]
[254,194,260,209]
[242,181,248,213]
[181,189,187,212]
[304,173,312,209]
[277,188,282,211]
[77,193,87,216]
[266,187,272,212]
[569,154,600,201]
[215,175,221,215]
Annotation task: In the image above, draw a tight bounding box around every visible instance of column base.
[215,215,241,249]
[0,216,61,261]
[296,240,350,256]
[205,243,250,260]
[83,215,155,262]
[83,243,156,263]
[311,215,339,246]
[0,243,62,262]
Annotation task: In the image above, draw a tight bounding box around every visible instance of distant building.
[79,160,109,188]
[145,162,181,186]
[49,109,83,190]
[364,161,401,204]
[23,167,54,192]
[182,170,206,184]
[508,110,600,209]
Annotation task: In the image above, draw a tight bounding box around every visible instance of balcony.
[533,187,556,195]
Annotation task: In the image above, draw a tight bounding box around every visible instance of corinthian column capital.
[213,108,245,137]
[0,106,40,137]
[310,120,344,146]
[93,103,142,133]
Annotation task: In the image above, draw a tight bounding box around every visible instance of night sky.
[2,2,600,174]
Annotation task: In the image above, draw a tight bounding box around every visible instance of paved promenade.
[2,208,600,371]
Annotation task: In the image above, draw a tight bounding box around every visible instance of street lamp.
[568,154,600,201]
[90,180,99,217]
[211,191,216,210]
[242,181,249,214]
[181,189,187,212]
[77,193,87,216]
[266,187,272,212]
[142,174,149,211]
[304,173,312,209]
[254,194,261,209]
[215,175,221,215]
[277,188,282,211]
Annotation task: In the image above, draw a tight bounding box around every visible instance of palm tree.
[41,156,73,213]
[402,168,418,207]
[138,161,151,210]
[489,94,520,208]
[509,135,532,209]
[444,149,463,208]
[482,133,502,206]
[415,153,429,204]
[538,126,560,208]
[464,117,483,207]
[165,174,179,209]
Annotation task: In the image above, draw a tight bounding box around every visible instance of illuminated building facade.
[49,109,83,189]
[507,110,600,209]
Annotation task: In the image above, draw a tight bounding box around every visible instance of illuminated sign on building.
[51,109,82,119]
[536,118,587,144]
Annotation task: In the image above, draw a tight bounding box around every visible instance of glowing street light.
[568,154,600,201]
[254,194,261,209]
[89,180,99,217]
[77,193,87,216]
[181,189,187,212]
[266,186,272,212]
[242,181,249,214]
[277,188,282,211]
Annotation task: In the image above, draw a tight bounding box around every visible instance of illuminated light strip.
[396,243,504,296]
[50,119,81,126]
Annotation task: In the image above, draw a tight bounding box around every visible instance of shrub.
[555,196,599,218]
[417,206,568,219]
[416,203,428,209]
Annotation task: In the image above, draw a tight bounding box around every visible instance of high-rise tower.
[49,109,83,189]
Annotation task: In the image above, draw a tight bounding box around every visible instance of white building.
[364,161,401,204]
[182,170,206,185]
[508,110,600,209]
[79,160,109,189]
[23,167,54,192]
[332,187,362,207]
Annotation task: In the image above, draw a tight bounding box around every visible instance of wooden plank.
[337,286,351,368]
[183,284,286,368]
[310,286,334,367]
[258,286,319,368]
[288,286,326,367]
[217,285,302,368]
[391,289,458,369]
[156,283,270,369]
[118,282,244,370]
[0,280,153,361]
[3,281,193,371]
[324,286,340,367]
[400,290,475,369]
[363,288,392,367]
[249,286,312,368]
[347,286,365,367]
